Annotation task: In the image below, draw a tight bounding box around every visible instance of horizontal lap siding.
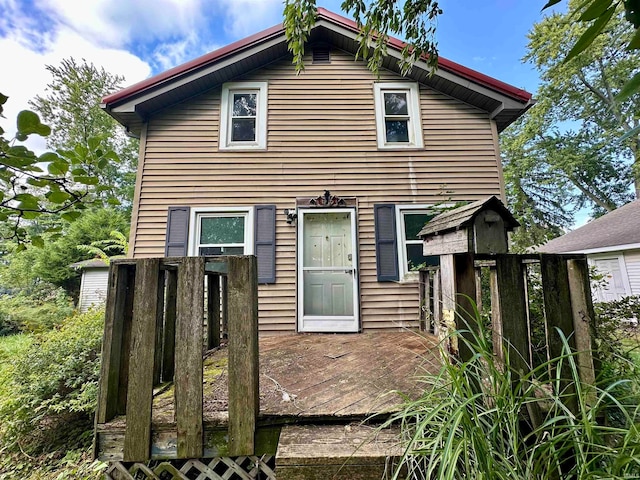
[132,50,502,334]
[624,250,640,295]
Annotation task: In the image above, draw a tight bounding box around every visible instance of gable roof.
[419,196,519,237]
[539,200,640,254]
[102,8,533,136]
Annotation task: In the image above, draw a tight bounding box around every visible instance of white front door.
[298,209,359,332]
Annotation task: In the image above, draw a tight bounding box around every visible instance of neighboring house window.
[189,207,254,256]
[219,82,267,150]
[374,83,423,149]
[396,206,439,280]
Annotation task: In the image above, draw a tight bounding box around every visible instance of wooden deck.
[96,331,441,461]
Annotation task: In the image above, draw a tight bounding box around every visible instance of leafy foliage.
[0,287,73,334]
[386,317,640,479]
[77,229,129,264]
[284,0,442,76]
[0,95,121,245]
[502,3,639,249]
[29,58,139,208]
[0,309,104,455]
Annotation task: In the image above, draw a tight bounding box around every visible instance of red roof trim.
[103,7,532,106]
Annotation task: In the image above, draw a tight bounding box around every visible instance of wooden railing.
[94,256,258,462]
[419,253,597,396]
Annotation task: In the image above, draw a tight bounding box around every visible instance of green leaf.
[61,211,82,222]
[565,6,617,62]
[618,124,640,143]
[74,175,99,185]
[16,110,51,137]
[71,168,87,175]
[542,0,562,10]
[48,161,68,176]
[579,0,614,20]
[107,197,121,206]
[38,152,59,163]
[15,244,26,253]
[87,136,101,151]
[0,92,7,106]
[616,71,640,101]
[46,191,71,204]
[22,211,40,220]
[628,27,640,49]
[31,236,45,248]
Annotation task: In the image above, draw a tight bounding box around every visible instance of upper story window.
[374,83,423,149]
[219,82,267,150]
[189,207,254,256]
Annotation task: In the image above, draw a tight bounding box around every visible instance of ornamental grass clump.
[387,315,640,480]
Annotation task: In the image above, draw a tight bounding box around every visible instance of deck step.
[275,424,402,480]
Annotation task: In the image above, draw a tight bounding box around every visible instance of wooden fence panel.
[207,274,221,349]
[227,256,259,456]
[175,257,205,459]
[124,259,161,462]
[153,269,166,386]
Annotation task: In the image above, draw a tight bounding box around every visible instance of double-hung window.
[190,208,254,256]
[374,83,423,149]
[396,206,438,280]
[219,82,267,150]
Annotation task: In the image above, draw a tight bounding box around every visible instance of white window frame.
[219,82,267,150]
[395,205,443,282]
[188,206,255,256]
[374,82,423,149]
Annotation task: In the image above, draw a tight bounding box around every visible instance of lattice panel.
[105,455,276,480]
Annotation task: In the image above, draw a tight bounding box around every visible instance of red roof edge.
[103,7,532,107]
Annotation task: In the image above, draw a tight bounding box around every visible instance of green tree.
[29,58,138,207]
[0,94,119,245]
[501,4,639,249]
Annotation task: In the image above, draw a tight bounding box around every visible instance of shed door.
[298,209,359,332]
[592,257,630,302]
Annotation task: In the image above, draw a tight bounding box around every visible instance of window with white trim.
[219,82,267,150]
[190,208,254,256]
[396,206,439,280]
[374,83,423,149]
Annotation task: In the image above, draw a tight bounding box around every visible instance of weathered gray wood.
[161,269,177,382]
[123,258,160,462]
[227,256,259,456]
[433,268,441,336]
[475,267,483,313]
[207,274,221,349]
[473,210,508,254]
[567,258,597,391]
[419,270,427,331]
[454,253,478,361]
[439,254,457,354]
[221,275,229,339]
[175,256,205,459]
[153,270,166,386]
[492,255,531,374]
[96,264,130,425]
[423,229,470,256]
[117,267,136,416]
[540,254,578,413]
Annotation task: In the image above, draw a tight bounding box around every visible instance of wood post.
[123,259,161,462]
[175,257,205,459]
[491,255,531,375]
[96,263,132,425]
[162,268,177,382]
[207,274,221,349]
[567,258,597,390]
[153,269,166,386]
[227,256,259,456]
[540,254,578,413]
[419,270,427,331]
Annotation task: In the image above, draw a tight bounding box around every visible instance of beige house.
[102,8,533,335]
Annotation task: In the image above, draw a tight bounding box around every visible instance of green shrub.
[0,287,74,334]
[0,308,104,454]
[387,316,640,479]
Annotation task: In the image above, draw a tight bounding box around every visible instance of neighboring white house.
[539,199,640,303]
[71,259,109,312]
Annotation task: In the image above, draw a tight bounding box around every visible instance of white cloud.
[220,0,283,38]
[0,25,150,152]
[34,0,208,48]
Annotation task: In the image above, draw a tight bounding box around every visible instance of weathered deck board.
[96,332,440,461]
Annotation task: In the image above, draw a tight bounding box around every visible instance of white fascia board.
[565,243,640,255]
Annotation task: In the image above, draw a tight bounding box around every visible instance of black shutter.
[374,204,399,281]
[164,206,191,256]
[254,205,276,284]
